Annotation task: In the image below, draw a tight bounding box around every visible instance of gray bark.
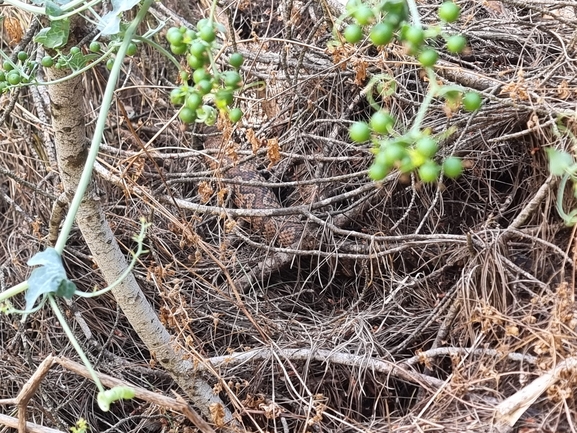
[45,65,233,426]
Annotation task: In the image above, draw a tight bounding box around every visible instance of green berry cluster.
[349,85,480,182]
[0,43,107,93]
[342,1,483,182]
[50,46,86,70]
[343,1,468,68]
[350,112,463,183]
[37,38,139,74]
[39,40,125,73]
[343,0,408,45]
[166,21,244,125]
[0,52,30,92]
[0,50,37,93]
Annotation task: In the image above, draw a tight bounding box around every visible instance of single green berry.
[170,88,185,105]
[187,54,206,69]
[199,24,216,43]
[70,47,81,55]
[370,22,394,46]
[170,44,188,55]
[41,56,54,67]
[190,41,207,58]
[462,92,482,111]
[349,121,371,142]
[185,92,203,110]
[106,58,114,71]
[446,34,467,53]
[382,142,406,165]
[17,51,28,62]
[196,79,213,95]
[215,89,234,109]
[418,160,440,182]
[374,151,391,169]
[443,157,463,178]
[126,42,138,56]
[3,61,14,71]
[403,26,425,47]
[7,71,21,85]
[179,107,197,124]
[370,110,394,134]
[415,137,438,158]
[344,24,364,44]
[197,18,211,31]
[418,48,439,67]
[229,52,244,69]
[89,41,101,52]
[229,107,243,123]
[438,2,461,23]
[399,156,415,173]
[193,68,211,84]
[368,162,389,181]
[222,70,242,89]
[384,12,403,27]
[166,27,184,45]
[184,29,197,43]
[354,5,375,26]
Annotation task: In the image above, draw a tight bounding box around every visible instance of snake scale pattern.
[203,130,308,248]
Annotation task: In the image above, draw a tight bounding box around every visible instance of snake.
[203,129,309,248]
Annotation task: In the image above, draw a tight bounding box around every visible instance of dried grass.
[1,0,577,432]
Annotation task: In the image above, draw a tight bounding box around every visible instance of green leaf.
[111,0,140,10]
[67,51,86,70]
[34,18,70,48]
[197,105,217,126]
[97,386,136,411]
[57,279,76,299]
[25,248,77,310]
[98,14,121,36]
[82,53,100,63]
[45,0,64,17]
[98,0,140,35]
[546,148,574,176]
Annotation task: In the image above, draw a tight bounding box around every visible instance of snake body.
[203,131,308,248]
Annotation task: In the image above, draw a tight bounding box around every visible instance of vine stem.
[48,295,105,392]
[410,67,438,134]
[0,281,28,303]
[74,221,150,298]
[406,0,422,27]
[3,0,101,19]
[134,36,181,71]
[54,0,155,253]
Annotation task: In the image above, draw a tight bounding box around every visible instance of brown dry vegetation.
[1,0,577,432]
